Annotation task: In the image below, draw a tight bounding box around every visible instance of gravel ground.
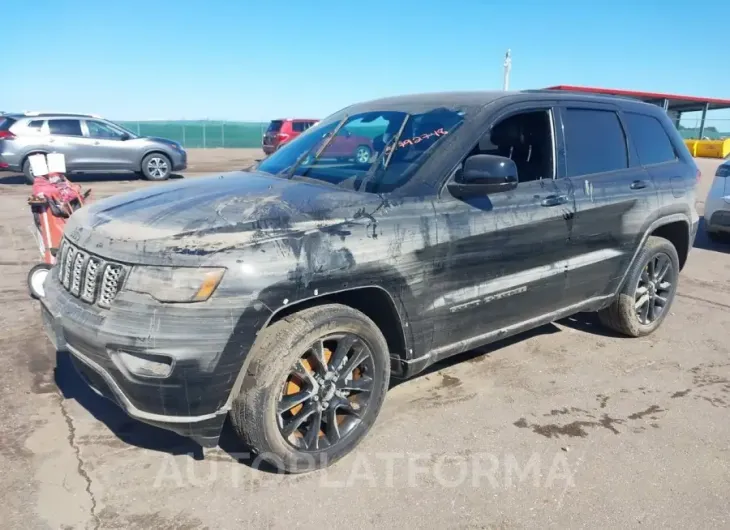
[0,153,728,529]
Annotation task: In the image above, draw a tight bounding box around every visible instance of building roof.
[545,85,730,113]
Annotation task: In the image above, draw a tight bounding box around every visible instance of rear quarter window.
[623,112,677,166]
[563,108,628,177]
[0,117,16,130]
[267,120,283,133]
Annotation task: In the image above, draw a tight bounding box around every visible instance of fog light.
[115,350,173,378]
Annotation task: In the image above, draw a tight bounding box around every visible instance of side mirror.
[447,154,518,198]
[120,133,130,141]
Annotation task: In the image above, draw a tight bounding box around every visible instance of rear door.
[621,111,692,209]
[47,119,88,170]
[556,104,659,306]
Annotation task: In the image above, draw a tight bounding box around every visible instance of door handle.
[630,180,648,190]
[541,195,568,207]
[94,141,100,146]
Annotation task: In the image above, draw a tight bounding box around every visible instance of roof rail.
[22,111,103,118]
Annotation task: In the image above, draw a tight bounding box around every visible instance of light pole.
[503,49,512,91]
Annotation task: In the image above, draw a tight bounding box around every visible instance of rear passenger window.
[48,119,82,136]
[292,122,313,133]
[624,113,677,165]
[563,108,628,177]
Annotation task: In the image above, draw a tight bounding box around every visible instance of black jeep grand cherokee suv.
[40,90,699,472]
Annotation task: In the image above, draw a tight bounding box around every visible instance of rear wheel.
[28,263,52,299]
[141,153,171,181]
[230,304,390,473]
[598,236,679,337]
[22,158,36,185]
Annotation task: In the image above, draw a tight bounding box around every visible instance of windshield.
[106,120,138,138]
[256,107,466,194]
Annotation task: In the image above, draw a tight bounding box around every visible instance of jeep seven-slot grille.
[58,240,127,308]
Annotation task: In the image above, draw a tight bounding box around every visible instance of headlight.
[125,266,225,303]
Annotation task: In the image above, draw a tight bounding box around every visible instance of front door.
[424,105,576,356]
[81,120,136,170]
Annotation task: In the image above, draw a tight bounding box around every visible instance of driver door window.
[469,110,555,182]
[86,120,123,140]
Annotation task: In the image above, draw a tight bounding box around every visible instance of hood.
[66,171,382,264]
[139,136,180,147]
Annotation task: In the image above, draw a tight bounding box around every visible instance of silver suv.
[0,112,187,183]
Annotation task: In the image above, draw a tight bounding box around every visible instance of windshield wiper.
[278,115,349,180]
[356,114,410,192]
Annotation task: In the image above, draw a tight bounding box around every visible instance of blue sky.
[4,0,730,125]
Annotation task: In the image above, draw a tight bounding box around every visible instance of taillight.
[0,131,15,140]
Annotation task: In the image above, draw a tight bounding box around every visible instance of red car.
[262,119,318,155]
[263,119,374,163]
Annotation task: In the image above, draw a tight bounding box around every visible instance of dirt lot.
[1,153,728,529]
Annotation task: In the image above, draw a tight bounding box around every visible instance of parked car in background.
[262,118,318,155]
[704,159,730,241]
[0,112,187,183]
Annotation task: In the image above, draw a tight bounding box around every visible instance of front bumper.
[40,268,270,447]
[705,193,730,233]
[171,149,188,172]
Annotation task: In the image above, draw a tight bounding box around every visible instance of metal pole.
[182,124,186,147]
[222,123,225,148]
[203,121,207,148]
[503,49,512,91]
[698,102,709,139]
[662,98,669,111]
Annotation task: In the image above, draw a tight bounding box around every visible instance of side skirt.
[395,294,614,378]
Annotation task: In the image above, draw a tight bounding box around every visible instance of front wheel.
[230,304,390,473]
[141,153,172,181]
[28,263,52,299]
[598,236,680,337]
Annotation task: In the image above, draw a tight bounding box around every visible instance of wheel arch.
[617,213,693,294]
[222,285,413,412]
[137,149,172,171]
[21,150,50,169]
[265,285,411,368]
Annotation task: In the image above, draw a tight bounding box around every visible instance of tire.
[598,236,680,337]
[22,158,36,185]
[140,153,172,181]
[354,145,372,164]
[230,303,390,473]
[28,263,52,299]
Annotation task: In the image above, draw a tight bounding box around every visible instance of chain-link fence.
[116,121,268,148]
[678,117,730,140]
[116,116,730,147]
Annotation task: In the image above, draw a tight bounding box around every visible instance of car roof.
[342,89,663,115]
[4,112,101,119]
